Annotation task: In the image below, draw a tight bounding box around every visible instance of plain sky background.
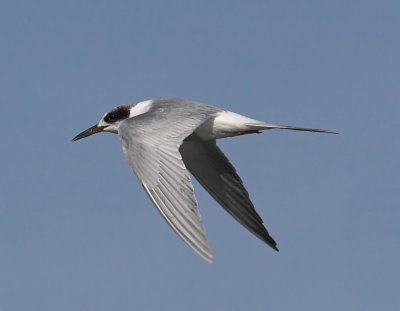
[1,1,399,310]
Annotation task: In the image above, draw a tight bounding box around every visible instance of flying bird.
[72,98,337,263]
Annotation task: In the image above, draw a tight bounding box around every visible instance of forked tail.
[246,123,339,134]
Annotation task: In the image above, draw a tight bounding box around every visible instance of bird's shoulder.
[146,98,221,115]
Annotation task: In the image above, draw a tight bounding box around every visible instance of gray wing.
[118,102,219,263]
[180,140,278,251]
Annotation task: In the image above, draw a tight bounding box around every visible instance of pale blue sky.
[1,1,399,310]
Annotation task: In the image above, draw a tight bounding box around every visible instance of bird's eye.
[104,113,117,123]
[103,106,130,124]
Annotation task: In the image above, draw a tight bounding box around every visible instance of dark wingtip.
[263,234,279,252]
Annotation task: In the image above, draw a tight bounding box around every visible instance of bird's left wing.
[118,101,219,263]
[180,140,278,251]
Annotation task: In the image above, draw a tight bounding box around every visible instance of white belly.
[194,111,269,140]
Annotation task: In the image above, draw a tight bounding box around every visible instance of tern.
[73,98,337,263]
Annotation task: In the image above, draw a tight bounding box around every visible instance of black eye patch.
[104,106,130,123]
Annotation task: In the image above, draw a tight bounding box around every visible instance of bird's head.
[72,105,132,141]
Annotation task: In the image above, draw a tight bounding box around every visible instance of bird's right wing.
[180,140,278,251]
[118,102,219,263]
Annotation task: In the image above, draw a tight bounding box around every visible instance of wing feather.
[119,100,220,263]
[180,140,278,251]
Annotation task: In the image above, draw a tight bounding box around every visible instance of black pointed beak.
[72,124,107,141]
